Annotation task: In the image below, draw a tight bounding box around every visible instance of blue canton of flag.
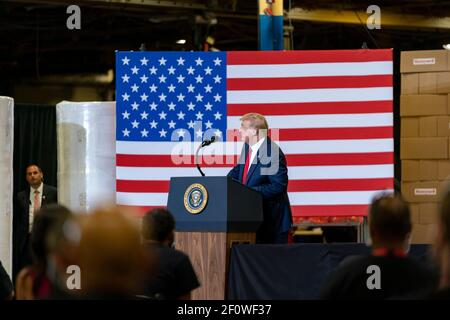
[116,51,227,142]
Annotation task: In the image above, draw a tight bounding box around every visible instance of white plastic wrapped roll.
[0,97,14,277]
[56,101,116,213]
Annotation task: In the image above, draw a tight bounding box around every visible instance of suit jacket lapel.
[246,138,272,184]
[238,144,249,182]
[41,184,47,206]
[245,159,258,184]
[26,189,31,207]
[22,190,31,221]
[246,138,269,184]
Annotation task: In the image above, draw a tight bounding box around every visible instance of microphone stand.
[195,136,216,176]
[195,141,206,177]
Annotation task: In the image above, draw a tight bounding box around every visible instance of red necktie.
[33,190,40,214]
[242,147,252,184]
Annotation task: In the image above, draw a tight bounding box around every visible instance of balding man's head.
[26,164,43,189]
[369,194,412,248]
[76,207,147,296]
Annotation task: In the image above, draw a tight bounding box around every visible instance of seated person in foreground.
[430,185,450,299]
[56,207,147,300]
[140,208,200,300]
[320,194,438,299]
[15,204,72,300]
[0,261,13,300]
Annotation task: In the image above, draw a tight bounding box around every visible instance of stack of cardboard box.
[400,50,450,244]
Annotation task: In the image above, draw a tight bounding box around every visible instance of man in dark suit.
[228,113,292,244]
[13,164,57,278]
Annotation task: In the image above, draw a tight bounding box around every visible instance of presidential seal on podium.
[184,183,208,214]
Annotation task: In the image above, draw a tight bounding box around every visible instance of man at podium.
[227,113,292,244]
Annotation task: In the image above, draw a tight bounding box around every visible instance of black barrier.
[228,243,432,299]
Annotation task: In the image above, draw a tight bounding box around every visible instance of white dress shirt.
[247,137,266,172]
[28,183,43,232]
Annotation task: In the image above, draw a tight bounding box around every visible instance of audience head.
[75,207,147,297]
[26,164,43,189]
[369,193,412,250]
[141,208,175,246]
[434,184,450,288]
[45,209,80,295]
[30,204,73,272]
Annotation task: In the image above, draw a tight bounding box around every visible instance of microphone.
[196,136,217,176]
[201,135,216,147]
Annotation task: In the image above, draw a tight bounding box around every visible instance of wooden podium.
[167,176,263,300]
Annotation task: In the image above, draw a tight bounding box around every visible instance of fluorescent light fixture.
[176,39,186,44]
[443,44,450,50]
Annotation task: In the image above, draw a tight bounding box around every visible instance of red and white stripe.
[116,50,394,221]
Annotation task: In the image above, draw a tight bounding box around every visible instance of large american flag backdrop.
[115,50,394,223]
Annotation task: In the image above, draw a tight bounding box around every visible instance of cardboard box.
[419,73,438,94]
[409,203,420,224]
[438,116,450,136]
[419,116,438,137]
[401,118,419,137]
[401,73,419,95]
[417,72,450,94]
[411,223,437,244]
[401,181,441,203]
[402,72,450,94]
[400,137,448,159]
[437,72,450,93]
[418,115,450,137]
[420,160,439,180]
[400,95,447,117]
[402,160,439,181]
[438,160,450,180]
[401,50,449,73]
[402,160,419,181]
[419,202,439,224]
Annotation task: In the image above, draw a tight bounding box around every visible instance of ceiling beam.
[24,69,114,85]
[286,7,450,30]
[7,0,209,10]
[7,1,450,30]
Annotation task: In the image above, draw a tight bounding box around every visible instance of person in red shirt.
[15,204,72,300]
